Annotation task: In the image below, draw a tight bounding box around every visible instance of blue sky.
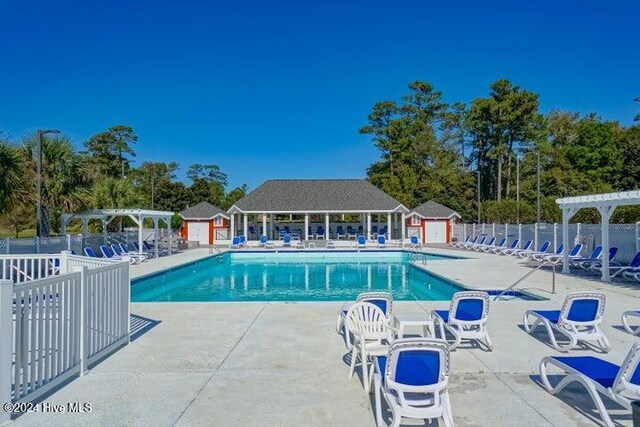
[1,0,638,190]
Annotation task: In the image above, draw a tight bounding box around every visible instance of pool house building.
[226,179,410,241]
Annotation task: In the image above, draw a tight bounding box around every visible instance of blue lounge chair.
[259,235,275,249]
[531,243,564,261]
[571,245,603,269]
[316,226,325,240]
[482,237,506,253]
[410,235,420,249]
[111,243,141,264]
[523,292,610,352]
[594,251,640,278]
[432,291,493,350]
[374,338,454,427]
[120,242,149,260]
[100,245,126,261]
[539,342,640,427]
[467,236,486,250]
[377,235,387,248]
[451,236,470,248]
[495,239,519,254]
[356,236,366,249]
[84,247,99,258]
[544,243,583,264]
[461,236,479,249]
[283,234,292,247]
[518,240,551,259]
[132,242,153,257]
[229,236,242,249]
[143,241,169,256]
[336,226,345,239]
[473,236,495,251]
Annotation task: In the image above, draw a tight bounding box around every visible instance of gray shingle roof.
[180,202,228,219]
[411,200,459,219]
[230,179,408,213]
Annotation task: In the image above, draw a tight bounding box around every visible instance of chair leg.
[447,325,461,350]
[622,313,635,335]
[483,329,494,351]
[349,345,358,378]
[442,391,455,427]
[597,328,611,353]
[546,323,566,352]
[336,315,343,334]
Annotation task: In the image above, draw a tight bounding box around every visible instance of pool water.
[131,251,465,302]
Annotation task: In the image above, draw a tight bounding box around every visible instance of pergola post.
[243,213,248,238]
[138,213,144,256]
[387,213,392,239]
[325,213,330,240]
[167,216,172,255]
[366,213,372,240]
[518,224,522,248]
[597,205,616,282]
[304,213,309,241]
[561,207,576,274]
[102,218,108,244]
[401,213,406,241]
[153,217,159,259]
[262,214,267,239]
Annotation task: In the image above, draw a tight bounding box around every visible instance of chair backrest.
[630,252,640,268]
[538,241,551,253]
[100,245,114,258]
[357,236,366,245]
[84,247,98,258]
[260,235,268,243]
[372,225,378,232]
[356,292,393,318]
[143,241,153,251]
[410,236,419,245]
[609,247,619,262]
[476,236,486,245]
[496,238,506,248]
[239,235,246,243]
[560,292,606,325]
[111,244,123,256]
[383,338,450,396]
[337,226,344,232]
[448,291,490,324]
[612,342,640,394]
[469,236,478,244]
[345,302,389,341]
[231,236,240,245]
[553,243,564,255]
[508,239,519,249]
[484,237,496,246]
[119,242,130,254]
[378,235,386,245]
[249,226,255,232]
[569,244,583,257]
[283,234,291,243]
[521,240,532,251]
[588,245,603,260]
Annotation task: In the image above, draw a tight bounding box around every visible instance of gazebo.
[227,179,410,241]
[60,209,175,257]
[557,190,640,281]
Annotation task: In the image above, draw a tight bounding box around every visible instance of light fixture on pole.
[36,129,61,238]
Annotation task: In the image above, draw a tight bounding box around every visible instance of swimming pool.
[131,251,465,302]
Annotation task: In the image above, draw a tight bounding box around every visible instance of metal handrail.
[493,261,556,301]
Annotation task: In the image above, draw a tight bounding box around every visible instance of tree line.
[360,79,640,223]
[0,126,247,237]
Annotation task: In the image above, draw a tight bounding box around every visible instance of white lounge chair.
[531,243,563,261]
[494,239,518,254]
[473,236,495,251]
[518,241,551,259]
[539,342,640,427]
[450,236,470,248]
[570,245,602,269]
[482,237,505,253]
[593,251,640,278]
[345,302,397,392]
[466,236,486,250]
[621,310,640,335]
[374,338,454,427]
[544,243,583,264]
[503,239,532,256]
[523,292,610,352]
[432,291,493,350]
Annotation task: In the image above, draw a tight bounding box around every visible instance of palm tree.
[0,141,23,212]
[90,177,142,231]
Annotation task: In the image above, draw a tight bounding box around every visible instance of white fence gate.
[0,253,130,422]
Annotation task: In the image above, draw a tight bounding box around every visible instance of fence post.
[4,238,8,254]
[60,250,71,274]
[636,222,640,254]
[492,223,496,238]
[576,222,581,245]
[463,224,467,241]
[74,266,88,376]
[35,236,40,254]
[482,223,486,235]
[0,280,12,424]
[472,223,476,237]
[67,234,72,251]
[553,223,557,250]
[505,223,509,241]
[518,224,522,248]
[534,223,539,249]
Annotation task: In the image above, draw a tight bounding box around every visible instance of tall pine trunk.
[496,158,502,201]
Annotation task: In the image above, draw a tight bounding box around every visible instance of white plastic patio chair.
[431,291,493,351]
[337,292,393,338]
[373,338,454,427]
[523,292,610,352]
[345,302,398,392]
[539,342,640,427]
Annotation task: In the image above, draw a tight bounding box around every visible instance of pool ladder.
[409,251,428,265]
[493,261,556,301]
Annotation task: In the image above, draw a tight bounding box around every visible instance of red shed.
[406,201,460,244]
[180,202,229,245]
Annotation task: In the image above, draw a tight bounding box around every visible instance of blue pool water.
[131,251,465,302]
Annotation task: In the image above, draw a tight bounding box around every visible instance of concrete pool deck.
[12,245,640,426]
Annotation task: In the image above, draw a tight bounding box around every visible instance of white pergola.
[61,209,174,257]
[557,190,640,281]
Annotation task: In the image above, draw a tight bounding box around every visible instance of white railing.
[0,253,130,422]
[0,254,62,284]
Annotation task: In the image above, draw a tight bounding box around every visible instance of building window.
[213,216,223,226]
[410,215,421,226]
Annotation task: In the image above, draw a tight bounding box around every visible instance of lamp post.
[36,129,61,238]
[516,154,520,223]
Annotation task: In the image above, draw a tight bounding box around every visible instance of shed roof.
[180,202,229,219]
[228,179,408,213]
[410,200,460,219]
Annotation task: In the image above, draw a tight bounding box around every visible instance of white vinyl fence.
[452,222,640,264]
[0,252,129,422]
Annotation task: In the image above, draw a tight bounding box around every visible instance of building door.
[188,222,210,245]
[424,221,447,243]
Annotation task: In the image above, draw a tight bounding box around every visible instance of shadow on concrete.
[529,374,631,427]
[516,324,609,354]
[130,313,162,342]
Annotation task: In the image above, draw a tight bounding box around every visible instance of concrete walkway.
[12,246,640,426]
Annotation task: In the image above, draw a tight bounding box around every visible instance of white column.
[534,222,539,250]
[561,208,576,274]
[230,214,236,238]
[0,280,12,425]
[102,218,108,244]
[167,217,172,255]
[401,213,406,241]
[387,213,392,239]
[304,213,309,241]
[153,218,159,258]
[367,213,372,240]
[492,223,496,238]
[518,223,522,248]
[138,214,144,256]
[243,214,248,238]
[325,213,330,240]
[553,223,557,250]
[262,214,267,239]
[597,206,615,282]
[269,214,273,239]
